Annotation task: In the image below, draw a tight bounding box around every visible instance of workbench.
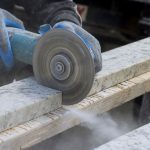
[0,37,150,150]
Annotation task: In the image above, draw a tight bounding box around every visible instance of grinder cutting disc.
[33,29,95,105]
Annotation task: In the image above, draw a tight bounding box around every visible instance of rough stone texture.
[90,38,150,96]
[0,77,61,133]
[95,123,150,150]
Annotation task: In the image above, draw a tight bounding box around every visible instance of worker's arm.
[0,8,24,69]
[0,0,101,73]
[15,0,81,27]
[0,0,81,68]
[0,0,15,12]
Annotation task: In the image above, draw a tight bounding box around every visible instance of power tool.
[1,10,102,105]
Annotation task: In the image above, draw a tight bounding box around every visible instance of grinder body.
[0,9,102,104]
[8,26,102,105]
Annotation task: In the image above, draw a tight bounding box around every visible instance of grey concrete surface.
[0,77,61,133]
[96,121,150,150]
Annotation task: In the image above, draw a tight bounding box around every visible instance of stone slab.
[0,77,61,133]
[95,123,150,150]
[90,37,150,96]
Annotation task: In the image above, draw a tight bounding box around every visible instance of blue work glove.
[0,9,24,70]
[39,21,102,72]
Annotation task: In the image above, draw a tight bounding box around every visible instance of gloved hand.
[0,9,24,70]
[39,21,102,73]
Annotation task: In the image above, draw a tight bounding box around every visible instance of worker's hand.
[0,9,24,70]
[53,21,102,72]
[39,21,102,72]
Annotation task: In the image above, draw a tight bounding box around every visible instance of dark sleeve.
[0,0,15,12]
[15,0,82,26]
